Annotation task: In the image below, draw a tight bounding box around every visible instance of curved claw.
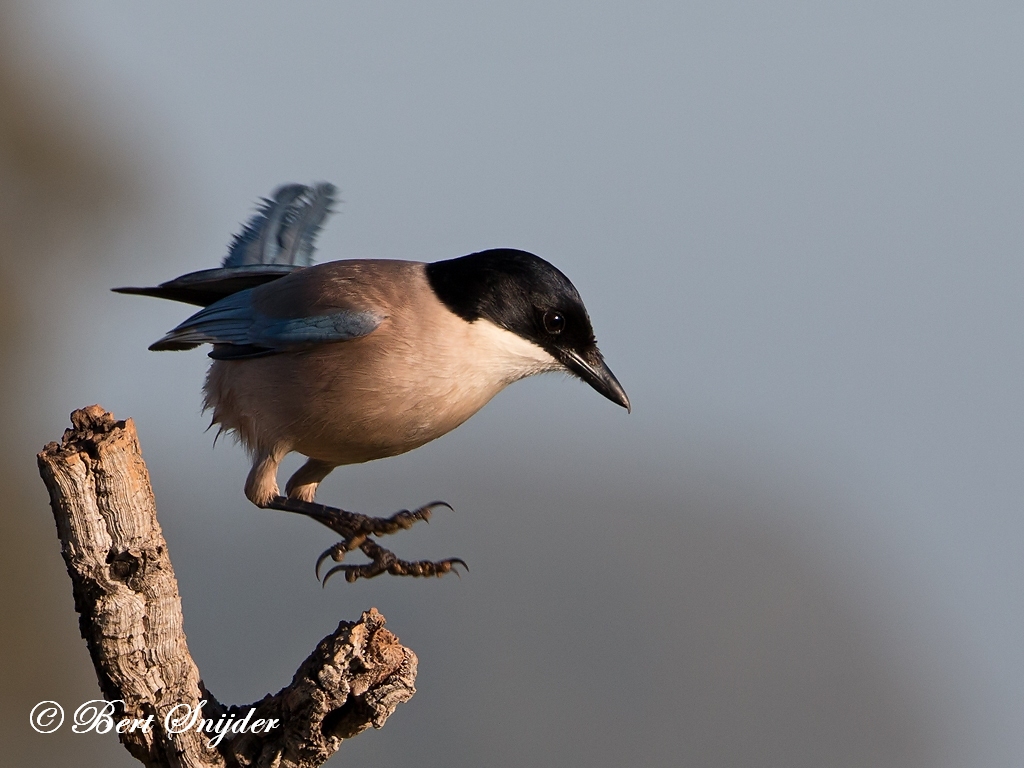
[402,500,454,523]
[321,564,353,586]
[315,546,341,582]
[322,559,391,586]
[448,559,468,579]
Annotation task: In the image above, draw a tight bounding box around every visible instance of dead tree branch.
[36,405,416,768]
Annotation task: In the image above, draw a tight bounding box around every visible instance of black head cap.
[426,248,630,411]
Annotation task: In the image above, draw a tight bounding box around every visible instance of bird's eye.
[543,310,565,335]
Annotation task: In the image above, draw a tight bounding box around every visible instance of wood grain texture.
[37,406,416,767]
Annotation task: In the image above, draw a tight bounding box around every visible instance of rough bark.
[36,405,416,768]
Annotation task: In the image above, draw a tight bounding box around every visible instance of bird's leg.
[265,495,446,538]
[284,458,336,503]
[244,447,288,507]
[281,459,441,535]
[263,495,466,584]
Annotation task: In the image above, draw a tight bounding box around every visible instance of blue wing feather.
[149,288,382,354]
[256,313,381,346]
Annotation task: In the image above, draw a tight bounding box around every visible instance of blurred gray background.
[3,1,1022,765]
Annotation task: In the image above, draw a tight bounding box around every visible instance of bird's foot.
[316,538,468,585]
[264,495,466,584]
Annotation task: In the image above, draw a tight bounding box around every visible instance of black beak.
[561,348,631,412]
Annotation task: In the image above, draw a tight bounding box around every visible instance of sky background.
[3,2,1024,766]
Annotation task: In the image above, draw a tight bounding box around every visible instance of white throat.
[466,318,562,384]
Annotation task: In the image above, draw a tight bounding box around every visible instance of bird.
[115,182,629,583]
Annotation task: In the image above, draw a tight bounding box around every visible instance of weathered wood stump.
[37,405,416,768]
